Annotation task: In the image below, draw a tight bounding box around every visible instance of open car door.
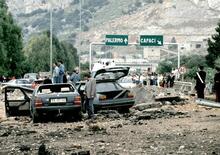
[4,86,33,116]
[92,67,130,81]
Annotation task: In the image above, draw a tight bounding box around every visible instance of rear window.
[37,84,74,94]
[95,72,125,80]
[96,82,122,92]
[118,77,134,83]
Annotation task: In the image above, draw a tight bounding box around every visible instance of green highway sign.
[105,35,128,46]
[140,35,163,46]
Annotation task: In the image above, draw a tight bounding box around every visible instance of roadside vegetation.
[157,22,220,82]
[0,0,79,78]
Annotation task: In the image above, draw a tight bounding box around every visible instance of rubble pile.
[132,85,190,105]
[130,102,189,122]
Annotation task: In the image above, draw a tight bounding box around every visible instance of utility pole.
[50,1,53,76]
[79,0,82,74]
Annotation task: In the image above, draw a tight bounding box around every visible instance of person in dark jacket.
[194,66,206,99]
[43,76,52,84]
[170,73,175,88]
[214,66,220,102]
[84,73,96,119]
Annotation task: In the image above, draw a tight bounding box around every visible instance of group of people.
[52,61,65,83]
[52,61,80,84]
[160,73,175,88]
[194,66,220,102]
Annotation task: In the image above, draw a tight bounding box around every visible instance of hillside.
[7,0,220,52]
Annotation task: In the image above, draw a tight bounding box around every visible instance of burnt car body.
[30,83,81,123]
[77,67,135,113]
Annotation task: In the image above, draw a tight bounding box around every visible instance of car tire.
[118,107,130,114]
[32,111,40,123]
[74,111,82,121]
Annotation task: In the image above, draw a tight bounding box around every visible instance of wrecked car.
[4,83,81,123]
[30,83,81,123]
[77,67,135,113]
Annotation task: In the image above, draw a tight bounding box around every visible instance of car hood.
[92,67,130,81]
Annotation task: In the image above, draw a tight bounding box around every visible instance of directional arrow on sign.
[157,40,162,45]
[124,38,128,44]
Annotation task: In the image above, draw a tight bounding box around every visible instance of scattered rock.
[0,130,11,137]
[133,102,162,111]
[74,125,84,131]
[38,143,52,155]
[77,150,90,155]
[97,110,121,119]
[164,101,172,105]
[46,131,65,138]
[71,144,82,149]
[19,144,30,152]
[110,123,123,129]
[16,130,37,136]
[206,114,217,117]
[88,124,106,132]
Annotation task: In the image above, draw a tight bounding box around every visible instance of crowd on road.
[129,72,175,88]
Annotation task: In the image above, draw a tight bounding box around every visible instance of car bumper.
[35,105,81,113]
[94,99,135,109]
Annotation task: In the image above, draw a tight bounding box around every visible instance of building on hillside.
[143,47,161,62]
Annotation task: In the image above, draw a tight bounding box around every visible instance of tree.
[0,0,25,77]
[24,31,79,73]
[157,60,173,74]
[206,22,220,68]
[157,55,211,81]
[60,41,79,71]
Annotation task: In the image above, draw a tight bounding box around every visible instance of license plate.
[50,98,66,103]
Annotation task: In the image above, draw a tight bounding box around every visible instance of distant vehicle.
[24,73,38,80]
[1,79,32,92]
[30,83,81,123]
[31,79,45,89]
[77,67,135,113]
[118,76,137,89]
[38,72,51,78]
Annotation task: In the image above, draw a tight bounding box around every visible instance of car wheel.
[32,111,40,123]
[118,107,130,114]
[74,111,82,121]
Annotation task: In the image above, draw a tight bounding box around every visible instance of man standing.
[214,66,220,102]
[70,69,81,85]
[84,73,96,119]
[194,66,206,99]
[170,73,175,88]
[53,63,59,83]
[58,60,65,83]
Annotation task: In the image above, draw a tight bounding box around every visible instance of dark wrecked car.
[77,67,135,113]
[4,83,81,123]
[30,83,81,123]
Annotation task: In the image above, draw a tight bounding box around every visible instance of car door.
[4,86,33,116]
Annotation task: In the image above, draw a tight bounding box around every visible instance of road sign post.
[140,35,163,46]
[105,35,128,46]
